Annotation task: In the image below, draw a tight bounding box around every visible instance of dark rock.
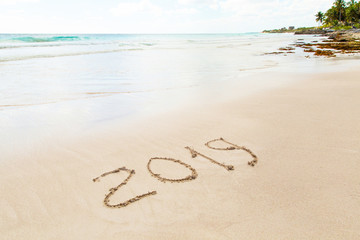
[295,29,327,35]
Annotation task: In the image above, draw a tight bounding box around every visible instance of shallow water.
[0,33,358,154]
[0,33,324,109]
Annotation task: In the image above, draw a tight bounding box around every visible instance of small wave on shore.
[11,35,84,43]
[0,48,145,63]
[0,34,162,62]
[0,33,317,116]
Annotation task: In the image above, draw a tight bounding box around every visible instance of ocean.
[0,33,324,108]
[0,33,350,152]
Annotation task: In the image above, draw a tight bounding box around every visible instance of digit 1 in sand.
[184,146,234,171]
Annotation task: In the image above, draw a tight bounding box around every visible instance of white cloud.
[168,8,198,15]
[214,0,333,29]
[219,0,332,16]
[178,0,218,4]
[110,0,198,19]
[0,0,336,33]
[178,0,220,9]
[110,0,164,17]
[0,0,39,5]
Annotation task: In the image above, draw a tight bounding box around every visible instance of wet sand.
[0,68,360,239]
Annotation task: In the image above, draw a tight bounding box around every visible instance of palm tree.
[346,0,360,24]
[334,0,346,22]
[325,6,339,25]
[315,11,325,25]
[319,0,360,27]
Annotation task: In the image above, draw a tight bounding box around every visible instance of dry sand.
[0,68,360,239]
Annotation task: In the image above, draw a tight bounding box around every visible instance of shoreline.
[263,28,360,57]
[1,65,359,239]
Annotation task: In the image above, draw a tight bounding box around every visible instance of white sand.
[1,68,360,239]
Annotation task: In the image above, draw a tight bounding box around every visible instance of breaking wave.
[10,35,84,43]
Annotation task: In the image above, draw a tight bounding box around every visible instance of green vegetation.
[316,11,325,25]
[263,27,315,33]
[264,0,360,33]
[317,0,360,27]
[295,27,316,31]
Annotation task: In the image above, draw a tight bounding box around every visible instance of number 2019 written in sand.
[92,138,258,209]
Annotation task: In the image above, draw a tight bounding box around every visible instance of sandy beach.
[1,65,359,239]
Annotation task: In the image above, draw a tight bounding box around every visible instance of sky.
[0,0,334,33]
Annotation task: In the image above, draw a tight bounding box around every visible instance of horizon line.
[0,32,262,35]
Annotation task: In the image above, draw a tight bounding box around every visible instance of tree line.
[316,0,360,28]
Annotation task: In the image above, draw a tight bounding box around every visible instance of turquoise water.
[0,33,263,60]
[0,33,256,43]
[1,33,291,106]
[5,35,85,43]
[2,33,356,154]
[0,33,332,135]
